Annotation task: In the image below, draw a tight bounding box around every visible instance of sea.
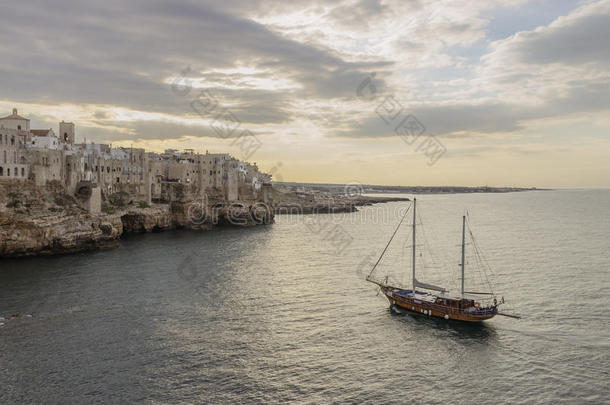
[1,189,608,404]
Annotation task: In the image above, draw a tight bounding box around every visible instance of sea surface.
[1,189,609,404]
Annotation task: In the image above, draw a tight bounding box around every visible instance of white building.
[0,108,30,132]
[0,108,270,207]
[0,109,29,180]
[30,129,60,149]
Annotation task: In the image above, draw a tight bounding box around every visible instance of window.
[13,151,16,163]
[0,167,3,176]
[17,125,21,130]
[7,168,10,176]
[21,168,24,177]
[10,136,14,145]
[15,167,18,176]
[3,151,6,163]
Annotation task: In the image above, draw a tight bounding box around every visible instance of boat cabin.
[435,297,476,309]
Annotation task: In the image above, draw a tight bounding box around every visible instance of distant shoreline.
[273,182,544,195]
[0,182,542,259]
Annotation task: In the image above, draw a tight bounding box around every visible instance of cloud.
[478,0,610,102]
[486,0,610,66]
[1,0,609,187]
[334,75,610,139]
[332,101,527,139]
[326,0,391,30]
[0,0,389,120]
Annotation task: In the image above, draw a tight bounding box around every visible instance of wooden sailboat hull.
[383,288,497,322]
[366,199,505,323]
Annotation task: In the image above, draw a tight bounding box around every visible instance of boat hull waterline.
[382,287,497,322]
[366,199,504,323]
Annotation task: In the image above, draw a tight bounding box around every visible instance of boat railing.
[431,303,496,316]
[398,295,496,316]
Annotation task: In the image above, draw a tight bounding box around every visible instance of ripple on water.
[1,190,609,403]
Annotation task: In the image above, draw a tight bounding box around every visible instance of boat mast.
[461,215,466,297]
[366,204,411,285]
[412,198,416,293]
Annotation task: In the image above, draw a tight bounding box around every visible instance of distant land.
[273,182,544,194]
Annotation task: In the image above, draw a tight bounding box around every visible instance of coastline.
[274,195,411,214]
[0,180,274,259]
[0,203,275,258]
[0,197,408,258]
[1,183,538,259]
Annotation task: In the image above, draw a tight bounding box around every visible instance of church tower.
[59,121,75,144]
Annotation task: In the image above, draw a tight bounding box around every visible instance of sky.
[1,0,609,188]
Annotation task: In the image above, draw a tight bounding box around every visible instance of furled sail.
[414,278,447,293]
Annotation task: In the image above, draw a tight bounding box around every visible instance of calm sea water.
[1,190,609,404]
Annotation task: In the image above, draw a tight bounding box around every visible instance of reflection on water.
[389,306,499,344]
[1,190,609,404]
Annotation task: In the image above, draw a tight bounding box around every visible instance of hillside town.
[0,108,272,214]
[0,108,409,258]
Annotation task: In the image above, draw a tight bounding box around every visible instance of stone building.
[27,148,63,186]
[59,121,75,144]
[0,109,30,181]
[0,108,271,212]
[0,108,30,132]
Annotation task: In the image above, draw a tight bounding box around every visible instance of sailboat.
[366,198,513,322]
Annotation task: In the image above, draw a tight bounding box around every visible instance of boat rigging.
[366,198,519,322]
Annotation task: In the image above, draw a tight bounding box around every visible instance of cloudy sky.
[1,0,609,187]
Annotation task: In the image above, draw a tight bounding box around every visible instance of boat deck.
[388,287,497,319]
[393,289,437,303]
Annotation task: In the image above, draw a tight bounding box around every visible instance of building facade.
[0,109,270,210]
[0,109,29,180]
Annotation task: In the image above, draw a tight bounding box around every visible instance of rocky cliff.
[0,211,123,257]
[272,186,410,214]
[120,206,174,233]
[0,181,274,258]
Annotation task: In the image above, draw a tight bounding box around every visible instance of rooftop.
[31,129,54,137]
[0,108,30,121]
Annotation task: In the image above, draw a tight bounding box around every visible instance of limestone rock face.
[120,206,174,233]
[272,186,410,215]
[0,211,123,257]
[0,181,122,257]
[211,203,275,227]
[166,183,274,229]
[0,180,275,258]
